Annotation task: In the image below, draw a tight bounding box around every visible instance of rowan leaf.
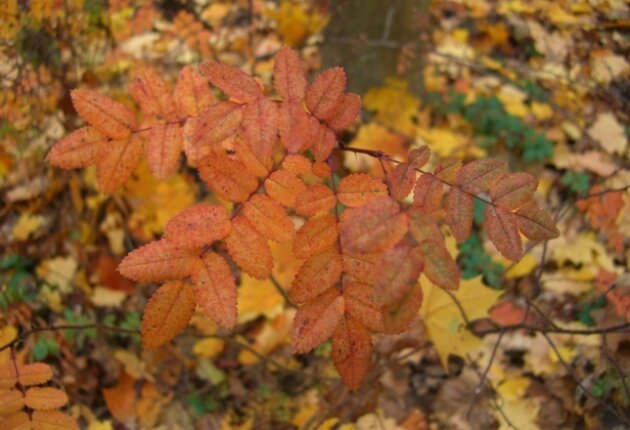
[515,201,559,240]
[234,137,272,177]
[174,66,213,118]
[457,158,508,193]
[279,101,309,153]
[294,184,336,217]
[273,46,306,102]
[382,282,423,334]
[342,252,380,284]
[291,251,342,304]
[200,62,262,103]
[16,363,53,387]
[332,317,372,390]
[409,146,431,169]
[198,152,258,202]
[445,187,474,243]
[407,207,444,243]
[191,101,243,150]
[146,121,182,179]
[293,214,338,259]
[311,161,331,178]
[129,67,176,121]
[489,173,537,209]
[164,204,231,249]
[337,173,387,208]
[191,253,237,329]
[307,116,336,161]
[340,197,408,254]
[31,410,79,430]
[291,288,345,353]
[0,412,29,430]
[242,194,295,243]
[306,67,346,120]
[118,239,197,283]
[324,93,361,131]
[412,173,443,213]
[141,281,196,349]
[0,390,24,415]
[24,387,69,410]
[47,127,105,169]
[389,162,417,201]
[264,170,306,208]
[374,242,424,305]
[95,134,144,194]
[242,96,278,159]
[343,282,385,333]
[417,240,459,290]
[71,89,137,139]
[225,216,273,279]
[282,154,311,176]
[484,205,523,261]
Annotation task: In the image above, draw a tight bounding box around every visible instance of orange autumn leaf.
[118,239,197,283]
[225,216,273,279]
[291,288,345,353]
[0,390,24,415]
[234,137,272,178]
[306,67,346,120]
[70,88,137,140]
[31,410,79,430]
[332,316,372,391]
[489,172,537,210]
[46,127,105,169]
[129,67,176,121]
[291,251,343,304]
[342,252,380,284]
[242,96,279,159]
[273,46,307,103]
[340,196,408,254]
[264,170,306,208]
[282,154,311,176]
[337,173,387,208]
[141,281,196,349]
[389,162,417,201]
[95,134,144,193]
[164,204,231,249]
[279,101,310,153]
[191,253,237,329]
[200,61,262,103]
[382,282,423,334]
[324,93,361,132]
[294,184,336,217]
[0,362,54,388]
[191,101,243,151]
[198,152,258,202]
[0,411,30,430]
[374,242,424,305]
[146,121,182,179]
[307,115,336,161]
[293,214,338,259]
[456,158,507,193]
[174,66,214,118]
[484,205,523,261]
[515,201,559,241]
[412,173,443,213]
[24,387,68,410]
[242,194,295,243]
[343,282,385,333]
[417,240,459,290]
[445,187,474,243]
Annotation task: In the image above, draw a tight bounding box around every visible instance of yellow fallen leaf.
[363,78,419,136]
[420,276,502,369]
[588,112,628,156]
[91,286,127,307]
[37,285,64,313]
[498,85,529,118]
[504,254,538,279]
[530,102,553,120]
[265,1,328,47]
[114,350,150,381]
[344,123,406,174]
[415,127,483,159]
[202,3,230,28]
[12,213,45,241]
[238,310,293,365]
[590,49,630,84]
[496,376,531,400]
[87,420,114,430]
[36,256,78,293]
[238,275,284,324]
[193,338,225,359]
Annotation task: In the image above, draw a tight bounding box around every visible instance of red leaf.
[306,67,346,120]
[233,136,272,178]
[273,47,306,102]
[242,194,295,243]
[389,162,417,201]
[164,204,231,249]
[445,187,474,243]
[47,127,105,169]
[343,282,385,332]
[337,173,387,208]
[291,288,345,353]
[307,116,336,161]
[407,207,444,243]
[175,66,213,118]
[118,239,197,283]
[324,93,361,131]
[95,134,144,193]
[294,184,336,217]
[146,121,182,179]
[417,240,459,290]
[264,170,306,208]
[129,67,176,121]
[200,61,262,103]
[282,154,311,176]
[374,242,424,305]
[484,205,523,261]
[340,197,408,254]
[515,201,559,240]
[412,173,443,213]
[225,216,273,279]
[191,101,243,150]
[291,251,342,304]
[198,152,259,203]
[242,96,278,159]
[141,281,195,349]
[382,282,423,334]
[71,89,137,139]
[191,253,237,329]
[489,173,537,209]
[332,317,372,390]
[342,252,380,285]
[293,214,339,259]
[456,158,508,193]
